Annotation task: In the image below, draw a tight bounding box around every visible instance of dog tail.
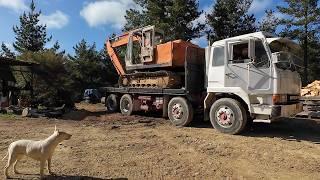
[2,151,8,161]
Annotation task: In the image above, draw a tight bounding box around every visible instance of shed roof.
[0,56,38,66]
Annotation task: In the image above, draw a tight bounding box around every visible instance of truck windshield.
[268,39,303,70]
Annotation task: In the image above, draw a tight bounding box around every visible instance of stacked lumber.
[301,80,320,97]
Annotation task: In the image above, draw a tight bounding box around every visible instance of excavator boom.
[106,32,140,75]
[106,40,125,75]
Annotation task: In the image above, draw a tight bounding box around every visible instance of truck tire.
[168,97,194,127]
[120,94,133,116]
[106,94,119,113]
[209,98,247,135]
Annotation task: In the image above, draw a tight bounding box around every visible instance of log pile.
[21,104,66,118]
[301,80,320,97]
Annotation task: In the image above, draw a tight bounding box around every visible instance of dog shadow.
[8,173,128,180]
[44,175,128,180]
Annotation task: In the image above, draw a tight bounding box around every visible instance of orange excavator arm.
[106,33,140,76]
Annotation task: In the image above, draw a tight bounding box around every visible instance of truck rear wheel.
[209,98,247,135]
[106,94,119,113]
[120,94,133,116]
[168,97,193,127]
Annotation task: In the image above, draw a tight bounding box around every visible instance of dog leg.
[40,160,45,179]
[47,158,53,175]
[13,155,22,174]
[3,164,9,179]
[4,153,16,178]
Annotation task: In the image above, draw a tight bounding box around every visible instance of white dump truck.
[103,26,303,134]
[204,32,303,134]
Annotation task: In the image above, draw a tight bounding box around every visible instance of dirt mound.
[62,102,107,121]
[301,80,320,97]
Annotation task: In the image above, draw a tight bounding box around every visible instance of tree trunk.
[303,4,308,85]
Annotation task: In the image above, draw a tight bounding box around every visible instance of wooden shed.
[0,57,37,108]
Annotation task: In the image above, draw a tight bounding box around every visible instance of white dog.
[2,126,72,179]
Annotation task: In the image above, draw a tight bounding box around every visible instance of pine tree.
[1,43,15,58]
[49,41,65,56]
[258,10,279,34]
[124,0,203,41]
[277,0,320,83]
[206,0,256,41]
[124,9,145,31]
[168,0,204,40]
[12,0,51,53]
[307,34,320,82]
[22,50,75,106]
[68,40,117,98]
[69,40,99,62]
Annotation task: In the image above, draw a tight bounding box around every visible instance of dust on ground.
[0,103,320,180]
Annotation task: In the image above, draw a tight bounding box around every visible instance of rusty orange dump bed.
[147,40,204,68]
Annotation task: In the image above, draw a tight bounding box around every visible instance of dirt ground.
[0,103,320,180]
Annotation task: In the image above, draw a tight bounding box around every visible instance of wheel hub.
[122,99,130,112]
[172,103,183,119]
[216,106,234,127]
[108,99,114,107]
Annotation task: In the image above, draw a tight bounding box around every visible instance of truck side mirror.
[248,38,255,61]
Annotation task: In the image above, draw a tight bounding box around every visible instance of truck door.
[224,38,271,92]
[207,45,226,89]
[224,39,250,91]
[247,39,271,92]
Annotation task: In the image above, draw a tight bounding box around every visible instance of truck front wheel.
[209,98,247,135]
[168,97,193,127]
[120,94,133,116]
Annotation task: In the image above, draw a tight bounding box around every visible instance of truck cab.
[205,32,303,134]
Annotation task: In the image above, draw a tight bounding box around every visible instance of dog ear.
[55,125,59,132]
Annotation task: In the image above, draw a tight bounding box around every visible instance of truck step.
[253,119,271,123]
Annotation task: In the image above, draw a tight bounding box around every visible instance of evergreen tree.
[13,0,51,53]
[124,0,203,41]
[1,43,15,58]
[124,9,145,31]
[99,47,118,80]
[68,40,117,99]
[19,50,74,107]
[277,0,320,83]
[206,0,256,41]
[49,41,65,56]
[307,34,320,82]
[169,0,204,40]
[258,10,280,34]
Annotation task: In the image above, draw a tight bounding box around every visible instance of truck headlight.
[272,94,287,105]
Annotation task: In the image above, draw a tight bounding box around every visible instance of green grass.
[0,113,19,120]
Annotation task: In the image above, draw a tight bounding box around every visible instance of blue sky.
[0,0,286,54]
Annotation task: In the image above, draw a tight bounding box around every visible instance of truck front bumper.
[252,103,303,121]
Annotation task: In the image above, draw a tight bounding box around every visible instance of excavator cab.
[125,26,164,67]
